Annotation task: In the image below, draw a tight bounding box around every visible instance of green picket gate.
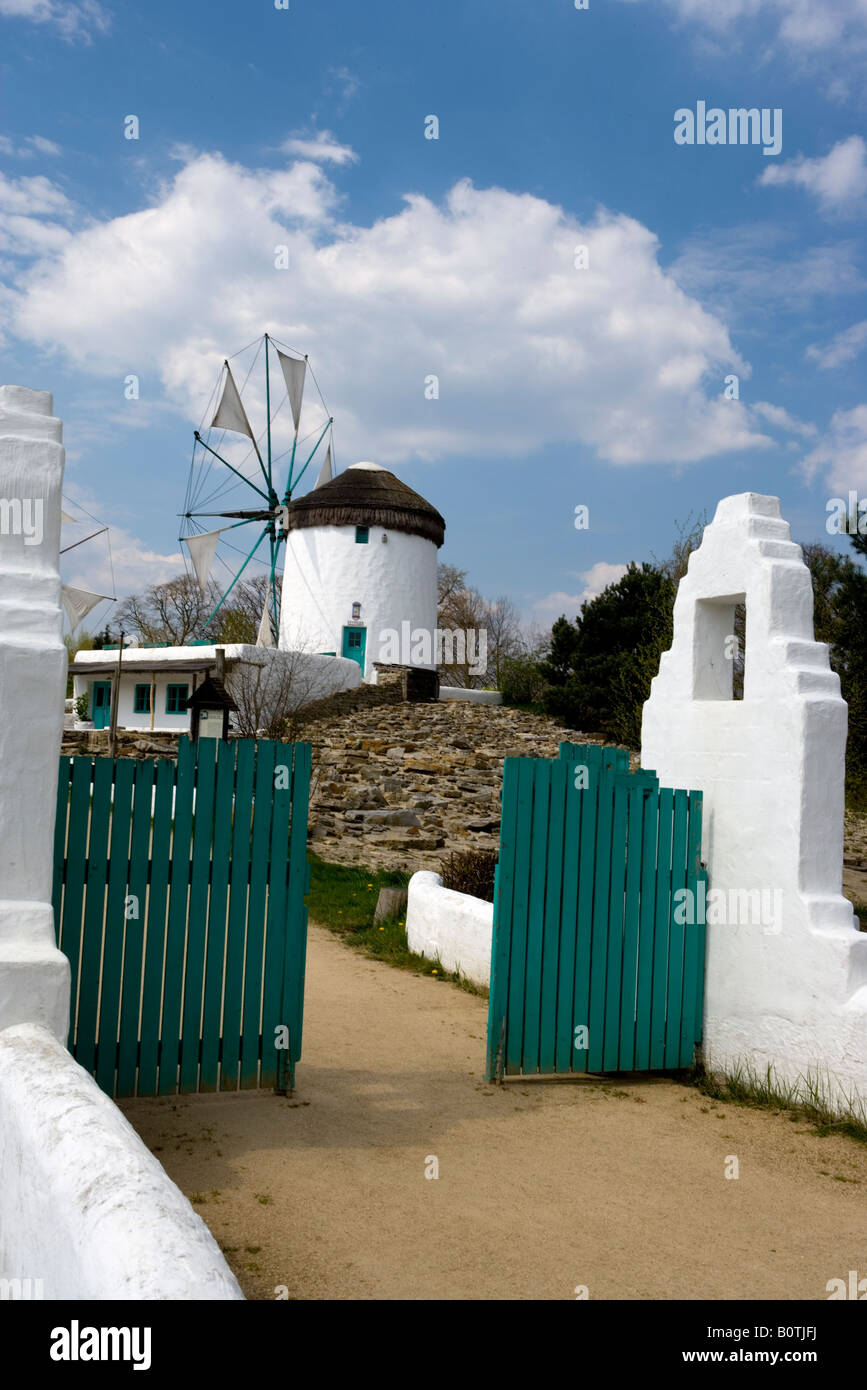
[52,736,311,1098]
[486,743,707,1081]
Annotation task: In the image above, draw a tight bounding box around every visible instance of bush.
[500,653,548,709]
[440,849,498,903]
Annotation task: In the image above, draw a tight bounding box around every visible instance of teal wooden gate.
[486,743,707,1081]
[52,737,311,1098]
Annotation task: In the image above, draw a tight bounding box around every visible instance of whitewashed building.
[279,462,446,681]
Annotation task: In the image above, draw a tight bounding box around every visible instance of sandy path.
[121,925,867,1300]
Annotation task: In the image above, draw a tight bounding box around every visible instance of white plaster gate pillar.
[0,386,70,1039]
[642,492,867,1108]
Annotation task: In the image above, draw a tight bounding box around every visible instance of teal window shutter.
[355,525,369,544]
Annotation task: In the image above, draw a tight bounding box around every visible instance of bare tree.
[230,645,337,740]
[115,573,223,644]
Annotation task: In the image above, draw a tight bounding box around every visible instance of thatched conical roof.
[285,462,445,547]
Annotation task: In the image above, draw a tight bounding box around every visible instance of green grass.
[306,851,488,997]
[687,1060,867,1144]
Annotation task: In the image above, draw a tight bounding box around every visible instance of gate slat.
[221,739,256,1090]
[261,740,295,1089]
[95,759,134,1096]
[241,740,277,1088]
[664,789,689,1068]
[61,758,94,1051]
[587,766,615,1072]
[116,760,154,1098]
[75,756,113,1076]
[504,760,535,1075]
[180,739,218,1093]
[199,740,237,1092]
[539,761,568,1073]
[682,790,706,1059]
[277,741,313,1091]
[571,763,599,1073]
[519,760,552,1073]
[649,787,674,1070]
[486,758,519,1081]
[617,785,644,1071]
[634,786,659,1069]
[51,757,71,940]
[602,777,629,1070]
[158,738,195,1095]
[554,756,583,1072]
[137,758,175,1095]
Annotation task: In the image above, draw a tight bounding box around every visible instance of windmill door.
[486,744,707,1081]
[342,626,366,671]
[92,681,112,730]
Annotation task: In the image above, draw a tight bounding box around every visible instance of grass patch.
[687,1060,867,1144]
[306,852,488,997]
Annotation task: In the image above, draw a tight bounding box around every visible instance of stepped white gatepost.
[0,385,70,1038]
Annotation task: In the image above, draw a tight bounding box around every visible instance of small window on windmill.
[355,525,369,544]
[352,602,361,620]
[693,594,747,700]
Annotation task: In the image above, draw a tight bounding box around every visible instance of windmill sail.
[314,443,333,490]
[183,529,224,593]
[211,362,257,441]
[256,601,275,648]
[276,349,306,433]
[62,585,110,630]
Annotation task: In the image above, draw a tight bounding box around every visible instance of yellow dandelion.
[432,969,438,975]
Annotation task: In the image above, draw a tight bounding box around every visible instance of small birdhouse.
[186,674,237,742]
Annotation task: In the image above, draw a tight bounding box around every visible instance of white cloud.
[0,133,61,158]
[0,0,109,41]
[534,563,629,618]
[280,130,358,166]
[801,405,867,492]
[806,319,867,369]
[759,136,867,217]
[6,151,773,469]
[0,170,73,265]
[61,493,183,601]
[749,401,817,437]
[670,222,864,322]
[620,0,867,53]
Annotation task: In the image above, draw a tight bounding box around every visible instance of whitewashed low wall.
[406,870,493,988]
[439,687,502,705]
[0,1024,243,1300]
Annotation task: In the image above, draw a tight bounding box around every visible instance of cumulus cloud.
[0,170,73,266]
[280,130,358,166]
[801,405,867,492]
[759,136,867,217]
[749,401,817,437]
[534,563,630,618]
[806,320,867,369]
[0,0,109,41]
[3,149,777,471]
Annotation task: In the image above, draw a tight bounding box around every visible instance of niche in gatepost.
[692,593,747,701]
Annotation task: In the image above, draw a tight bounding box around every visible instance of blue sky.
[1,0,866,634]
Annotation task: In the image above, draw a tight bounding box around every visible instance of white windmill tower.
[279,461,446,680]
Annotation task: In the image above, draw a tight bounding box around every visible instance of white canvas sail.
[276,349,307,433]
[314,443,333,490]
[61,509,77,525]
[183,529,223,593]
[256,600,275,648]
[61,585,109,630]
[211,362,256,441]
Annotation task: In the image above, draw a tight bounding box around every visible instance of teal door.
[92,681,112,730]
[342,626,366,671]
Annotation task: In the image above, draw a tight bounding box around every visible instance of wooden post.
[150,671,156,732]
[107,628,123,758]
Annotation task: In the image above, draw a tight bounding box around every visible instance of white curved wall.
[406,871,493,989]
[279,524,438,680]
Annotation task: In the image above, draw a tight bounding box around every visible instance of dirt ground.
[121,925,867,1301]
